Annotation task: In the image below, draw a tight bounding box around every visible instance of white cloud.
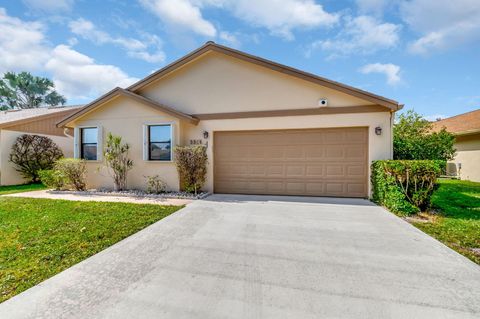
[355,0,391,16]
[219,31,240,47]
[45,45,139,99]
[22,0,74,12]
[359,63,401,85]
[400,0,480,54]
[225,0,339,40]
[139,0,217,37]
[69,18,165,63]
[307,15,401,57]
[139,0,339,40]
[0,9,139,101]
[0,8,50,73]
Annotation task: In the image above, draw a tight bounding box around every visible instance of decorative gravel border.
[48,189,210,200]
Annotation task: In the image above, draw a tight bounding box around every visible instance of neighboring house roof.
[57,42,403,127]
[56,88,199,127]
[127,42,403,111]
[0,106,82,129]
[431,109,480,136]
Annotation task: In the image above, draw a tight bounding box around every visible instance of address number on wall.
[189,139,203,145]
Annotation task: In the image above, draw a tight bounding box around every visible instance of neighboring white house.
[0,106,80,185]
[57,42,404,198]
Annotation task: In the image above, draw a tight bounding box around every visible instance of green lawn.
[411,179,480,264]
[0,183,46,195]
[0,197,181,303]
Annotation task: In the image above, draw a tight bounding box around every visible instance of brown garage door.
[214,127,368,197]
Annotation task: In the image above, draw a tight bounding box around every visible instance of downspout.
[63,127,74,138]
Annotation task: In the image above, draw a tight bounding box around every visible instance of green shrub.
[54,158,87,191]
[371,160,444,215]
[38,169,65,190]
[174,145,208,194]
[145,175,167,194]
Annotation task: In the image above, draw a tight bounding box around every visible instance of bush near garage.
[371,160,444,215]
[174,145,208,195]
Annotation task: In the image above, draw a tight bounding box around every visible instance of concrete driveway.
[1,195,479,319]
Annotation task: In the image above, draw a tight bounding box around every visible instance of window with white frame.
[80,127,98,160]
[148,124,172,161]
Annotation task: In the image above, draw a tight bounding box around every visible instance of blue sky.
[1,0,479,119]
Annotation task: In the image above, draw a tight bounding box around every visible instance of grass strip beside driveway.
[0,197,181,302]
[0,184,46,195]
[411,179,480,264]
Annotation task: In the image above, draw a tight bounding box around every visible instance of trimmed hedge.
[371,160,444,215]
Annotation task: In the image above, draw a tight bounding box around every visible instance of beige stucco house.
[57,42,403,198]
[0,106,79,185]
[432,109,480,182]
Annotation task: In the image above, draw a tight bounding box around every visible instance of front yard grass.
[0,183,46,195]
[0,197,181,303]
[410,179,480,264]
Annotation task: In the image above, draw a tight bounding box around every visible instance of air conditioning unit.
[318,98,328,107]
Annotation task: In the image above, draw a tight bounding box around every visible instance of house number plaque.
[189,139,203,145]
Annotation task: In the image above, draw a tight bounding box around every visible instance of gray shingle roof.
[0,106,83,125]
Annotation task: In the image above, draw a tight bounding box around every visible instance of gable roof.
[0,106,82,129]
[127,41,403,111]
[431,109,480,136]
[57,42,403,127]
[56,87,199,127]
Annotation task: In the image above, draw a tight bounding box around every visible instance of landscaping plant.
[371,160,444,214]
[145,175,167,194]
[394,110,455,161]
[174,145,207,194]
[104,133,133,191]
[9,134,63,182]
[53,158,87,191]
[38,169,65,190]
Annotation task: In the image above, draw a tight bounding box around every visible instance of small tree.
[394,110,456,161]
[174,145,208,194]
[103,133,133,191]
[9,134,63,182]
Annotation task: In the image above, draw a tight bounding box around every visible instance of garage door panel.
[346,146,367,159]
[305,165,324,177]
[325,146,345,159]
[326,165,345,177]
[266,165,284,177]
[214,127,368,197]
[305,182,324,194]
[305,147,324,159]
[248,165,267,176]
[347,183,367,195]
[285,165,306,177]
[285,182,306,193]
[284,146,305,159]
[347,165,366,176]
